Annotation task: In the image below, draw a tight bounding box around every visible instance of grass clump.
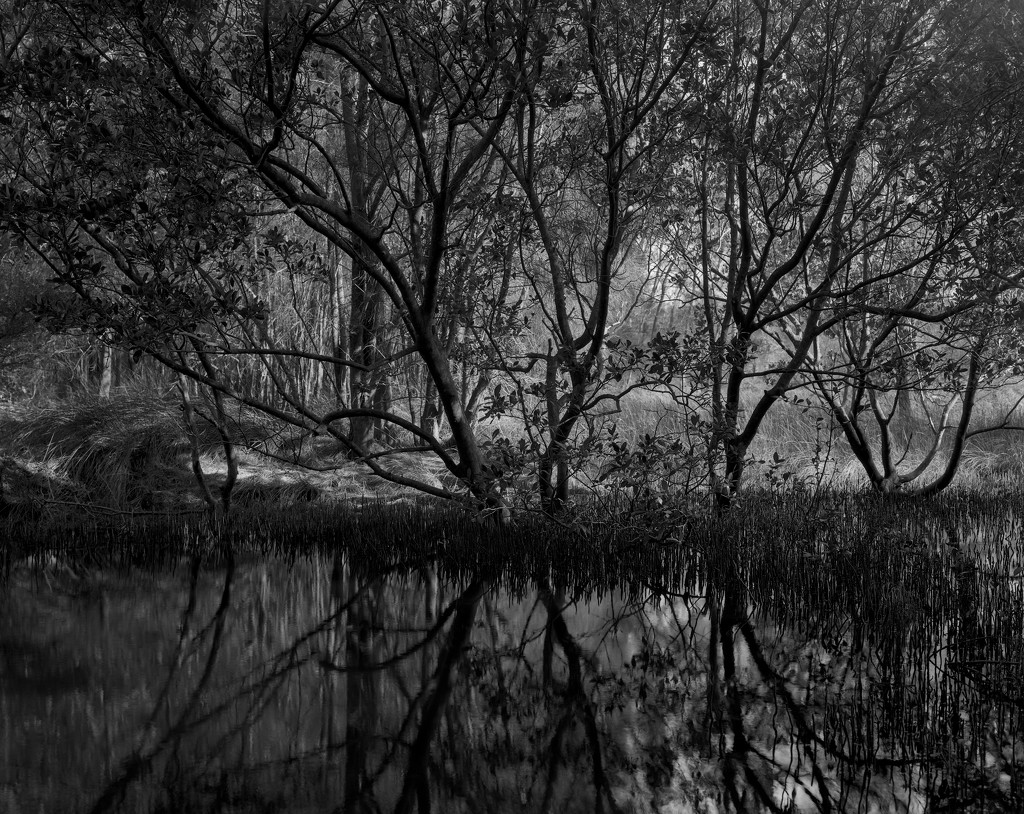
[0,389,195,514]
[0,389,449,520]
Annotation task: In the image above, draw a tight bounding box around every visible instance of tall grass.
[0,387,195,513]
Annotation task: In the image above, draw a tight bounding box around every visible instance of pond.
[1,498,1023,813]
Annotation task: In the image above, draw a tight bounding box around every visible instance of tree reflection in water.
[1,519,1022,813]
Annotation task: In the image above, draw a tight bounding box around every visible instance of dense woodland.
[1,0,1024,515]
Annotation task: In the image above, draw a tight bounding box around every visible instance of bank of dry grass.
[0,389,452,519]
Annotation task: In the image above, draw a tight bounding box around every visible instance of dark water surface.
[2,503,1023,813]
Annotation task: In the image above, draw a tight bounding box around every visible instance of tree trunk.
[97,344,114,399]
[341,73,386,453]
[348,246,383,452]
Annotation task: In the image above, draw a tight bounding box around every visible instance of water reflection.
[1,523,1022,813]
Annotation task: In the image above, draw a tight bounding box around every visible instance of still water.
[2,505,1023,813]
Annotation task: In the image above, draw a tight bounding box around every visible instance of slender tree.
[660,0,1024,503]
[804,1,1024,494]
[486,0,720,510]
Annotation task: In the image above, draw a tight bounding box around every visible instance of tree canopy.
[2,0,1023,513]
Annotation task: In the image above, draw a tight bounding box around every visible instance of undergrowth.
[1,382,1022,523]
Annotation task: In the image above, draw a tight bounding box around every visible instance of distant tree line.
[1,0,1023,512]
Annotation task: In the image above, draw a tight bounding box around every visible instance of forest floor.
[2,390,1024,523]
